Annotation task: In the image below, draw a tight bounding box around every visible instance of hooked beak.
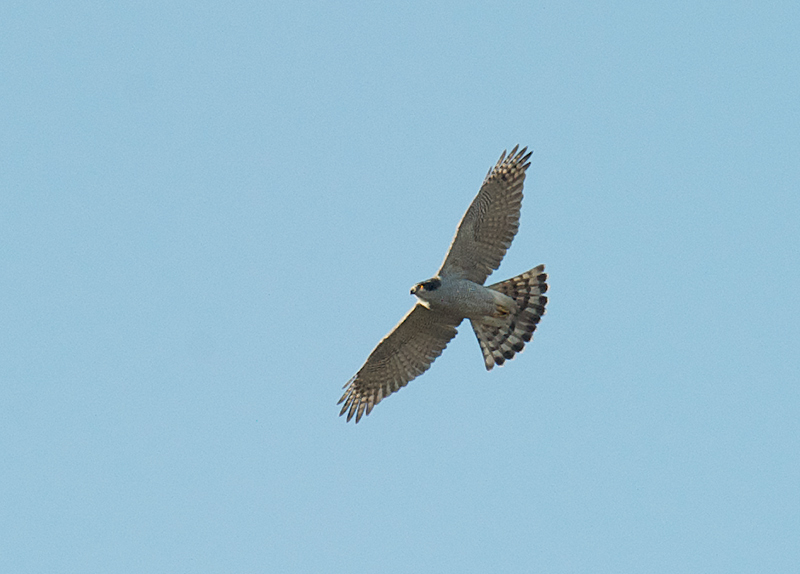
[410,285,418,295]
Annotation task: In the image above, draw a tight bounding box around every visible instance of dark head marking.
[421,278,441,291]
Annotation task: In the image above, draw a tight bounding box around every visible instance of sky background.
[2,1,799,572]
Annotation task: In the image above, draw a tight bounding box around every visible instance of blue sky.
[2,1,799,572]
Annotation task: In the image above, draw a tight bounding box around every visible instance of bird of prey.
[339,146,548,423]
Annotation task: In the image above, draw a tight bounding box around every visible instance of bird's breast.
[420,279,498,319]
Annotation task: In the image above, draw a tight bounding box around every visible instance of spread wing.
[339,304,462,423]
[438,146,532,284]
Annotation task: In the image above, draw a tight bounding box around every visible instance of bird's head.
[410,277,442,298]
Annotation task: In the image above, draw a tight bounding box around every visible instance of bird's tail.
[471,265,548,370]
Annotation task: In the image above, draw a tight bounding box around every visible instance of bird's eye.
[423,279,441,291]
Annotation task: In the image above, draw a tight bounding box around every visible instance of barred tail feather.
[471,264,548,370]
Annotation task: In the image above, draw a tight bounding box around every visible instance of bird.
[339,146,548,423]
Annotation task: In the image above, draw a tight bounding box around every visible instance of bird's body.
[339,146,548,422]
[412,275,507,320]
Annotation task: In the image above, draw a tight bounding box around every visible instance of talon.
[495,305,510,318]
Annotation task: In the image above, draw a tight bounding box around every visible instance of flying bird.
[339,146,548,422]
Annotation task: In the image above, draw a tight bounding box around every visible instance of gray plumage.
[339,146,548,423]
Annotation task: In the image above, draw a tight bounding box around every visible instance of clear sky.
[2,1,799,572]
